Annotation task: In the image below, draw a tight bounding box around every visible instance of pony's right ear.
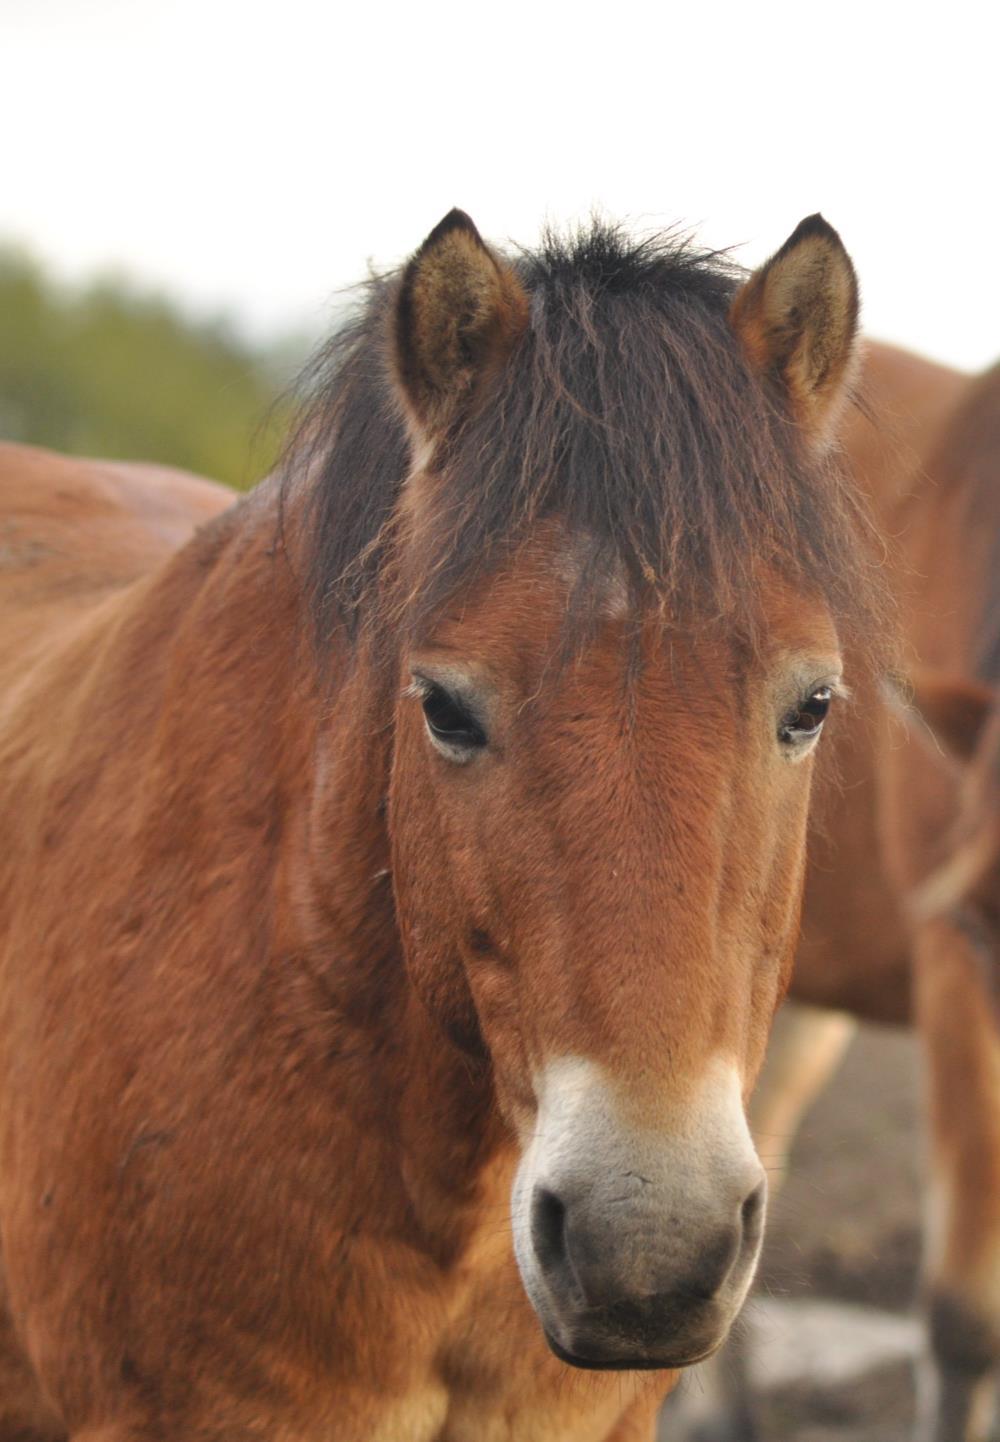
[393,209,529,442]
[730,214,859,448]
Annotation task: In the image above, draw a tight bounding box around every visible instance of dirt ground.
[662,1020,928,1441]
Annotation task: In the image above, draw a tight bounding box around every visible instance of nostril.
[688,1179,768,1302]
[687,1228,740,1299]
[530,1186,568,1275]
[740,1178,767,1241]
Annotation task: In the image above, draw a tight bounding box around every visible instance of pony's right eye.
[419,683,488,756]
[778,686,833,748]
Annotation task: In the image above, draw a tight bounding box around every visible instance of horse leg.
[68,1433,156,1442]
[914,918,1000,1442]
[748,999,858,1185]
[659,1001,857,1441]
[0,1295,66,1442]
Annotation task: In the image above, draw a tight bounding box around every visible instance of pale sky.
[3,0,997,371]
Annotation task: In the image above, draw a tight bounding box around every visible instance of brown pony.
[789,347,1000,1442]
[671,345,1000,1442]
[876,359,1000,1442]
[0,210,879,1441]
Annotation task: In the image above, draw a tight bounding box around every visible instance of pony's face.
[391,562,840,1367]
[386,210,861,1370]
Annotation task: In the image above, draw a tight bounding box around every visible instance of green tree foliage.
[0,247,307,490]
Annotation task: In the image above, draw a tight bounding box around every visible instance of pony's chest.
[422,1234,660,1442]
[307,1272,657,1442]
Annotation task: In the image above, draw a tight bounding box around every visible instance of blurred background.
[2,0,998,490]
[1,2,994,1435]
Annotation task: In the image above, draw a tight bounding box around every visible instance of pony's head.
[297,211,880,1368]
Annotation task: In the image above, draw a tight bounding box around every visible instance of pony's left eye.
[779,686,833,748]
[418,681,488,756]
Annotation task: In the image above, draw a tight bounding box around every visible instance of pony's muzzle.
[527,1172,766,1369]
[512,1057,767,1369]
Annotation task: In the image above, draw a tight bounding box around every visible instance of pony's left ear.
[730,214,859,447]
[393,208,530,441]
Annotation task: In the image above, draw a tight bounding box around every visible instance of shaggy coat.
[0,212,878,1441]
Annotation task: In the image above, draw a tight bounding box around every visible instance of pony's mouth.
[543,1327,716,1372]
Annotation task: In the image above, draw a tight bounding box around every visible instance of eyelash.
[411,678,488,752]
[779,684,838,746]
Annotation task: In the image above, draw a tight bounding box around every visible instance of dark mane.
[284,219,887,665]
